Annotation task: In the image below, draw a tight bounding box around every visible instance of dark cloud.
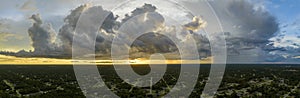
[58,4,119,55]
[95,4,172,58]
[28,14,58,55]
[1,3,209,60]
[224,0,279,47]
[192,33,211,58]
[131,32,177,53]
[59,4,208,59]
[121,4,157,23]
[265,47,300,62]
[206,0,280,63]
[58,4,90,55]
[227,0,278,39]
[263,43,286,52]
[1,1,286,63]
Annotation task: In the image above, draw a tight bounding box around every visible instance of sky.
[0,0,299,64]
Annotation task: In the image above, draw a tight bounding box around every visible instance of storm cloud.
[2,1,285,63]
[57,4,90,55]
[21,4,208,59]
[227,0,278,41]
[28,14,58,55]
[204,0,280,63]
[209,0,279,49]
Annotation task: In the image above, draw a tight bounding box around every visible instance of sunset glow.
[0,55,212,65]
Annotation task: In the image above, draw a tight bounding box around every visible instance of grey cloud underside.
[222,0,299,63]
[58,4,92,55]
[221,0,279,53]
[5,1,289,62]
[27,14,61,56]
[16,4,209,59]
[205,0,284,63]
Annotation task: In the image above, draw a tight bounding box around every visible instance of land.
[0,64,300,97]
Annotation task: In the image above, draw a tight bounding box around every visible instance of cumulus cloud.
[15,3,208,59]
[1,1,286,63]
[113,4,209,59]
[57,4,90,54]
[218,0,278,48]
[121,4,157,23]
[183,16,207,32]
[28,14,57,55]
[56,4,180,59]
[203,0,280,63]
[96,4,178,59]
[58,4,119,55]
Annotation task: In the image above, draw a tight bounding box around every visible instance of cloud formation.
[28,14,58,55]
[58,4,90,55]
[14,4,208,60]
[183,16,207,32]
[215,0,279,49]
[3,1,297,63]
[205,0,280,63]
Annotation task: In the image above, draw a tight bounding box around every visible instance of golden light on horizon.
[0,55,212,65]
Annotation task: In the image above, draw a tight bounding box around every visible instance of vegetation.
[0,64,299,97]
